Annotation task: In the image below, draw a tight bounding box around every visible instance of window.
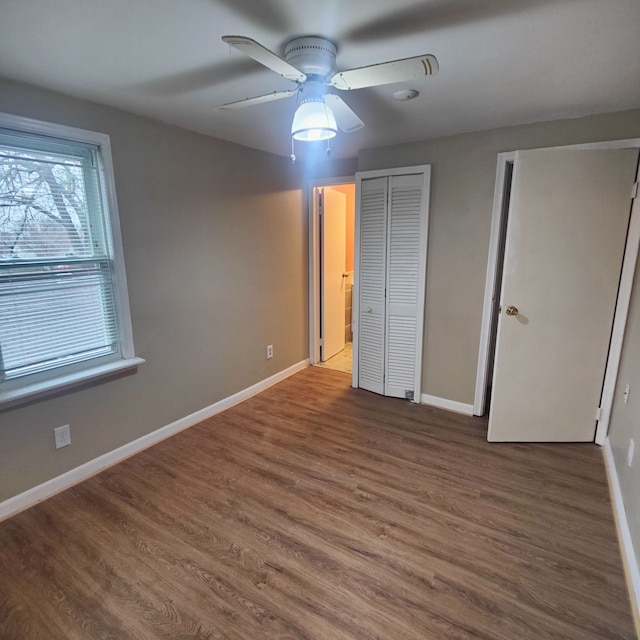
[0,113,142,406]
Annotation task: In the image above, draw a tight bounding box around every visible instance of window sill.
[0,357,146,410]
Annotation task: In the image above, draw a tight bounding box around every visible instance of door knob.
[505,305,519,316]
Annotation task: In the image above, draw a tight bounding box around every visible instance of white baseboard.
[603,438,640,634]
[420,393,474,416]
[0,359,309,522]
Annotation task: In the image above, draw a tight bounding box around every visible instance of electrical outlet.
[266,344,273,359]
[54,424,71,449]
[628,439,635,467]
[623,383,630,405]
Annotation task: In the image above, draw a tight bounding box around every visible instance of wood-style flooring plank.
[0,367,635,639]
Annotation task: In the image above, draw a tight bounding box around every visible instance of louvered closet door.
[384,173,427,400]
[355,168,429,401]
[357,177,388,395]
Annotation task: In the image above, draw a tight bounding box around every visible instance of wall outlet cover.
[54,424,71,449]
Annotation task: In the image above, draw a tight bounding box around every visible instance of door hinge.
[632,182,639,200]
[595,406,603,421]
[319,338,324,346]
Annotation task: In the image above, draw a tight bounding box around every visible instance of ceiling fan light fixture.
[291,98,337,142]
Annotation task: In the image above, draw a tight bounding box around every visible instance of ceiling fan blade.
[215,89,297,110]
[222,36,306,83]
[330,55,439,91]
[324,95,364,133]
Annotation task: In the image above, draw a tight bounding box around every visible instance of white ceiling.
[1,0,639,159]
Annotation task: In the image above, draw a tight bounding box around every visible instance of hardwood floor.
[0,367,635,639]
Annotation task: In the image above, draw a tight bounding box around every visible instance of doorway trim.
[474,139,640,446]
[473,151,515,417]
[308,175,355,367]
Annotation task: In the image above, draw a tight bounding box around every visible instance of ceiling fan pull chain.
[290,137,296,164]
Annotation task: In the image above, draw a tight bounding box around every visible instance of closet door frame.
[353,165,431,400]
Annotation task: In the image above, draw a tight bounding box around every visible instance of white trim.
[474,152,515,416]
[308,176,355,366]
[0,111,112,147]
[596,159,640,445]
[0,357,145,409]
[603,439,640,631]
[355,165,432,179]
[420,393,474,416]
[98,136,136,360]
[412,169,430,403]
[0,359,309,522]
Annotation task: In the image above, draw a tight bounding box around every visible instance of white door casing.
[308,175,355,367]
[488,148,638,442]
[320,187,347,361]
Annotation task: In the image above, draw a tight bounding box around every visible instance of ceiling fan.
[216,35,439,147]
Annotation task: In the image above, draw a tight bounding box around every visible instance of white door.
[355,168,430,401]
[488,148,638,442]
[384,174,429,400]
[357,177,387,394]
[321,187,346,361]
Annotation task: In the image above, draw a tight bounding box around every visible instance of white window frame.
[0,112,144,408]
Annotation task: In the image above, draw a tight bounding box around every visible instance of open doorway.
[482,159,513,414]
[308,179,355,375]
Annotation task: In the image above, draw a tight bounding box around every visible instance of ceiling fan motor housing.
[284,36,337,79]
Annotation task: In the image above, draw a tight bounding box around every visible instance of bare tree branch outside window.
[0,148,89,260]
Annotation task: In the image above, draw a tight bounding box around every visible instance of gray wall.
[1,73,638,527]
[0,78,320,501]
[608,254,640,571]
[358,109,640,404]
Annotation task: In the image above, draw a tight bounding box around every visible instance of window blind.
[0,130,121,382]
